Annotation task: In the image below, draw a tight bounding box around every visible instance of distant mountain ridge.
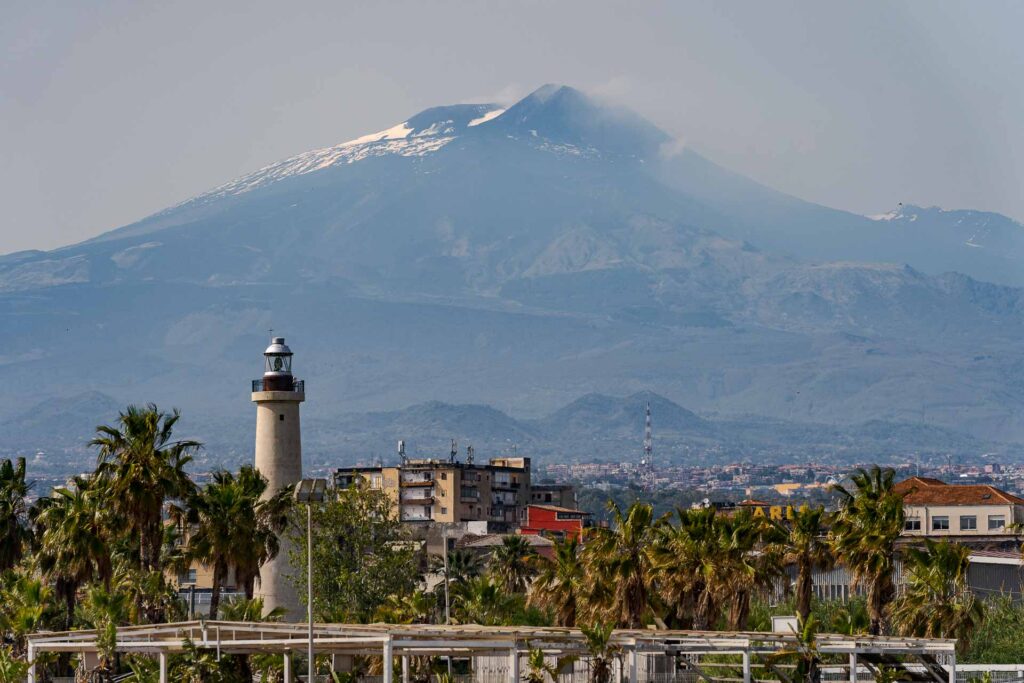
[3,391,1009,477]
[2,84,1024,471]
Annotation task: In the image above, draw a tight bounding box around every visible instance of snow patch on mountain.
[468,108,506,127]
[194,121,454,202]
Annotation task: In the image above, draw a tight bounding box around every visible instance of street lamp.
[296,478,328,683]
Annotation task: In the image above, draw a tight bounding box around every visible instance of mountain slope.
[2,84,1024,471]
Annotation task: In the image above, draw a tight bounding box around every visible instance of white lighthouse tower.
[252,336,304,617]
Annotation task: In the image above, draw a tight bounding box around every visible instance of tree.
[778,506,833,623]
[891,539,984,651]
[174,466,291,618]
[651,506,717,630]
[219,596,285,682]
[763,613,821,683]
[0,458,30,572]
[829,466,904,635]
[530,536,585,626]
[92,404,200,574]
[33,476,112,629]
[717,511,783,631]
[524,648,558,683]
[375,590,436,624]
[0,573,57,659]
[584,502,659,628]
[580,622,620,683]
[489,535,536,594]
[290,482,418,623]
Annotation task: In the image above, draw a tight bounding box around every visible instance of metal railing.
[251,378,305,392]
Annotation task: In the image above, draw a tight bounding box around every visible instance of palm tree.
[580,622,620,683]
[651,506,724,630]
[778,506,833,623]
[219,596,285,681]
[0,458,30,572]
[829,466,904,635]
[530,536,585,626]
[452,575,518,625]
[92,404,200,574]
[890,539,984,651]
[0,574,56,658]
[490,535,537,594]
[719,511,783,631]
[445,548,484,584]
[584,502,659,628]
[375,589,437,624]
[34,476,113,629]
[175,466,290,618]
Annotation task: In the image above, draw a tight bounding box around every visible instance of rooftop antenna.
[398,440,407,465]
[450,439,458,464]
[466,444,475,465]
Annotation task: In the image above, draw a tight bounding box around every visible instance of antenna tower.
[643,402,653,477]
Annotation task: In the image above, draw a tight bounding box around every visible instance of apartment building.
[530,484,577,509]
[897,476,1024,543]
[334,457,531,530]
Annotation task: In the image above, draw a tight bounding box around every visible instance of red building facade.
[520,504,591,540]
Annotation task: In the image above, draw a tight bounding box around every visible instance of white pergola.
[26,621,958,683]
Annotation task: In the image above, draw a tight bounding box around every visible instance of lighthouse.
[252,336,304,617]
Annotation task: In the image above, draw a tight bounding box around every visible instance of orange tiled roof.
[896,477,1024,506]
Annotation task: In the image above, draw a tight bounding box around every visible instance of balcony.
[400,495,435,504]
[400,480,434,488]
[252,378,305,393]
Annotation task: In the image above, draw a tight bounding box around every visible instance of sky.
[2,1,1022,254]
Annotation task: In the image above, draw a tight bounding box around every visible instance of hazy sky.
[2,1,1022,254]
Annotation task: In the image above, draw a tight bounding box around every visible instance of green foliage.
[524,647,558,683]
[829,466,904,635]
[0,572,58,657]
[289,482,419,623]
[0,645,29,683]
[583,501,659,628]
[92,404,200,577]
[0,459,30,573]
[762,613,820,682]
[529,536,584,626]
[452,575,550,626]
[489,535,537,594]
[172,466,291,617]
[890,539,984,652]
[963,595,1024,664]
[580,622,620,683]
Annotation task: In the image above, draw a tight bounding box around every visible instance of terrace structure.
[27,621,961,683]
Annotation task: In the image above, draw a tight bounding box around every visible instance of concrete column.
[27,644,35,683]
[948,654,956,683]
[384,637,394,683]
[284,652,292,683]
[742,650,751,683]
[509,644,519,683]
[402,655,410,683]
[849,653,857,683]
[629,647,638,683]
[159,653,168,683]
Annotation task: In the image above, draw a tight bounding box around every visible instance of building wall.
[903,503,1016,536]
[336,458,531,529]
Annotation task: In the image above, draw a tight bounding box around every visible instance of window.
[989,515,1007,530]
[177,569,197,584]
[440,472,447,480]
[278,414,284,421]
[932,516,949,531]
[441,507,448,515]
[904,519,921,531]
[960,515,977,531]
